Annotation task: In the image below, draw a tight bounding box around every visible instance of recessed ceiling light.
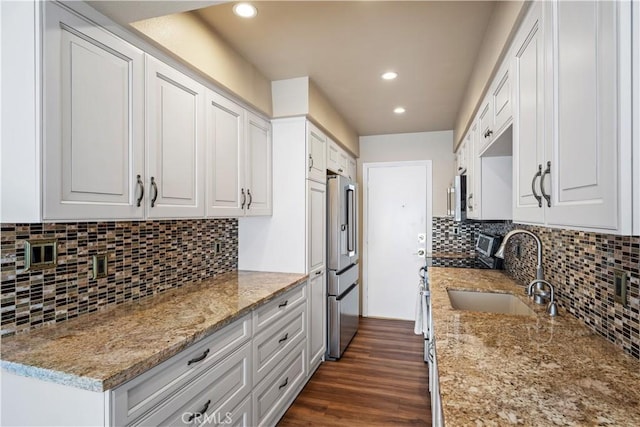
[233,3,257,18]
[394,107,406,114]
[381,71,398,80]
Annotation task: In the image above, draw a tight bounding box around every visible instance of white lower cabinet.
[131,343,252,427]
[107,282,309,427]
[252,341,307,427]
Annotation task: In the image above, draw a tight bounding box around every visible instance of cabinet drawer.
[112,316,251,426]
[252,284,306,334]
[252,341,307,427]
[253,303,307,385]
[132,343,252,427]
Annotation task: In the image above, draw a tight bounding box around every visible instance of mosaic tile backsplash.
[1,219,238,336]
[432,216,640,360]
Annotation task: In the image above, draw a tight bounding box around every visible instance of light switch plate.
[92,254,108,279]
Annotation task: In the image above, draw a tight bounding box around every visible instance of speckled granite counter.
[1,271,307,392]
[430,267,640,426]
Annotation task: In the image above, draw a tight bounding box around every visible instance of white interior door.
[364,161,432,320]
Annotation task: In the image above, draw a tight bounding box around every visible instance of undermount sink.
[447,290,535,316]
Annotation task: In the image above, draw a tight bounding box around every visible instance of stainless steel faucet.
[528,279,558,317]
[494,229,544,281]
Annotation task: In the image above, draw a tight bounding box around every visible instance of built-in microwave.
[447,174,467,222]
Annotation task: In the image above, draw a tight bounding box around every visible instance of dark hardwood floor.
[278,317,431,426]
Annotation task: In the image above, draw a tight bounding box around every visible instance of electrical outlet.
[453,227,459,236]
[92,254,108,279]
[24,239,57,271]
[613,269,628,306]
[214,242,222,254]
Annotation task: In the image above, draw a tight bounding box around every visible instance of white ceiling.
[194,1,496,136]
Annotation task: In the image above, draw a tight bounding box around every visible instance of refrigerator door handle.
[346,185,356,256]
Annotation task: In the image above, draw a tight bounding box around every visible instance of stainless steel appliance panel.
[327,283,359,359]
[327,175,358,272]
[327,263,358,297]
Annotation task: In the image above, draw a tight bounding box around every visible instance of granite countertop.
[429,267,640,426]
[1,271,307,392]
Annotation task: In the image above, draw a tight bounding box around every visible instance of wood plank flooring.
[278,317,431,426]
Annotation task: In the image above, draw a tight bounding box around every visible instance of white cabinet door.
[307,272,325,374]
[307,180,326,373]
[307,123,326,183]
[245,113,272,216]
[512,2,546,224]
[146,56,205,218]
[492,65,512,134]
[207,91,245,217]
[477,100,494,154]
[43,3,144,220]
[465,125,479,219]
[347,156,357,182]
[338,150,348,176]
[326,140,340,174]
[308,180,326,273]
[544,0,627,230]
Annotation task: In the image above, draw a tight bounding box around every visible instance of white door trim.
[362,160,433,317]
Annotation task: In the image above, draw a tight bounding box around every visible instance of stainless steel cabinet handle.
[247,189,252,209]
[278,333,289,343]
[241,188,246,209]
[467,193,473,211]
[279,377,289,390]
[446,188,451,216]
[309,154,314,171]
[338,168,343,173]
[540,161,551,208]
[136,175,144,207]
[150,177,158,208]
[187,348,210,365]
[531,164,543,208]
[187,400,211,422]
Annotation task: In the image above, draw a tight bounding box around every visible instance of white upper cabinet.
[512,2,546,224]
[327,140,340,174]
[477,99,494,154]
[477,64,512,157]
[542,0,632,232]
[491,65,512,136]
[465,124,480,219]
[206,91,272,218]
[145,56,205,218]
[43,3,145,220]
[307,123,327,182]
[206,91,245,217]
[347,157,357,182]
[245,112,273,216]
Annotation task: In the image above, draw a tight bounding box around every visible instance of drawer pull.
[278,333,289,344]
[315,270,322,275]
[187,349,210,366]
[187,399,211,422]
[278,300,288,308]
[279,377,289,390]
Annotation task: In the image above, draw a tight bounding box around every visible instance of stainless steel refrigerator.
[326,174,359,359]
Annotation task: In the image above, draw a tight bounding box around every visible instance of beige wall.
[453,0,527,150]
[358,131,454,217]
[308,81,360,157]
[131,12,272,116]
